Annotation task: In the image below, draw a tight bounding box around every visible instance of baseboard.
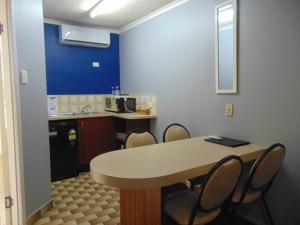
[27,200,53,225]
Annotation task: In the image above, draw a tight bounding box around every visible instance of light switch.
[92,62,100,68]
[225,104,233,117]
[20,70,28,84]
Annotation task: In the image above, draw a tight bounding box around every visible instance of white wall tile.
[79,96,87,103]
[70,105,78,113]
[49,94,157,114]
[96,104,103,112]
[60,105,69,113]
[70,96,78,103]
[88,96,95,102]
[60,96,69,104]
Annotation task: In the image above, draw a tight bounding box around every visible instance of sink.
[77,111,109,116]
[49,112,108,117]
[80,112,99,115]
[48,113,73,117]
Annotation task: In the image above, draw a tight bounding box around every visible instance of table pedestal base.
[120,188,161,225]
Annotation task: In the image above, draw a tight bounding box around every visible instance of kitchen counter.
[48,112,157,121]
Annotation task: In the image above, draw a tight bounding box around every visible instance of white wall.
[11,0,52,216]
[120,0,300,224]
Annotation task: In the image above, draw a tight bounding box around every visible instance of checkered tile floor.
[34,173,120,225]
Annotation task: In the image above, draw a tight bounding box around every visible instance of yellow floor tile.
[34,173,120,225]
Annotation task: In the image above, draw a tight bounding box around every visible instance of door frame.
[0,0,26,224]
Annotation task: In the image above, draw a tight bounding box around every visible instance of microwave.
[105,96,136,113]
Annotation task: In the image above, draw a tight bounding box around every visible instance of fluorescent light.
[81,0,102,11]
[219,4,232,12]
[218,8,234,24]
[65,31,72,37]
[90,0,132,17]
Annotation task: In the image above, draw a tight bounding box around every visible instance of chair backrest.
[198,156,243,212]
[125,129,158,149]
[163,123,191,142]
[248,143,285,191]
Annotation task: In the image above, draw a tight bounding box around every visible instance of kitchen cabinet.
[77,117,115,166]
[49,115,154,172]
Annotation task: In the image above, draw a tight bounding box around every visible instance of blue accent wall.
[44,23,120,94]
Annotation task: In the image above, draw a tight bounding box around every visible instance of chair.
[231,143,286,225]
[163,123,206,191]
[125,129,158,149]
[165,155,243,225]
[162,124,192,198]
[163,123,191,142]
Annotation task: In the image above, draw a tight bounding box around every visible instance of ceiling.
[43,0,177,29]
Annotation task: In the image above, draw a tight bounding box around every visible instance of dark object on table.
[205,137,250,147]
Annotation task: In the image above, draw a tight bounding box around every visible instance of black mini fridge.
[49,120,79,182]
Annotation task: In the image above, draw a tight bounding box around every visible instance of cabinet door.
[78,117,115,165]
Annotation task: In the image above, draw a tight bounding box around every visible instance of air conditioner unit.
[60,24,110,48]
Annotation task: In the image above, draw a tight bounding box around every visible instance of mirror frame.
[215,0,238,94]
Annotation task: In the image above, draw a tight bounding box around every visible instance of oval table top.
[90,136,266,189]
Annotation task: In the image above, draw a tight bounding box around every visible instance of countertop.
[48,112,157,121]
[90,136,266,189]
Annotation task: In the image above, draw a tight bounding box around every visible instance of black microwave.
[116,97,136,113]
[105,96,136,113]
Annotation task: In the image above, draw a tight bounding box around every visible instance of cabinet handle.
[81,121,84,130]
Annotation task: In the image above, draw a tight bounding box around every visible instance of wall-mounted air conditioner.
[60,24,110,48]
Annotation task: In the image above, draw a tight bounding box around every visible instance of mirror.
[215,0,237,94]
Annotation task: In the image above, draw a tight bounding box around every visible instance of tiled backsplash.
[132,94,157,114]
[48,95,104,114]
[47,94,157,115]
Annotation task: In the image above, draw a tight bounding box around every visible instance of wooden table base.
[120,188,161,225]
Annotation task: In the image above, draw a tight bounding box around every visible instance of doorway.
[0,0,25,224]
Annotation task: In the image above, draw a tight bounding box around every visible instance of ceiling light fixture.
[81,0,102,11]
[90,0,132,17]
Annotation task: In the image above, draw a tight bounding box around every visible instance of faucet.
[81,104,93,114]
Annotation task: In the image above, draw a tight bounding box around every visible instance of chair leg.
[262,196,275,225]
[189,180,195,191]
[229,205,238,225]
[222,210,230,225]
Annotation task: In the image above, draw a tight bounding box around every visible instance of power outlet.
[225,104,233,117]
[92,62,100,68]
[20,70,28,84]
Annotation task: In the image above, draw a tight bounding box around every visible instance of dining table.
[90,136,266,225]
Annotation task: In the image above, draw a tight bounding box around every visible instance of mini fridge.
[49,120,79,182]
